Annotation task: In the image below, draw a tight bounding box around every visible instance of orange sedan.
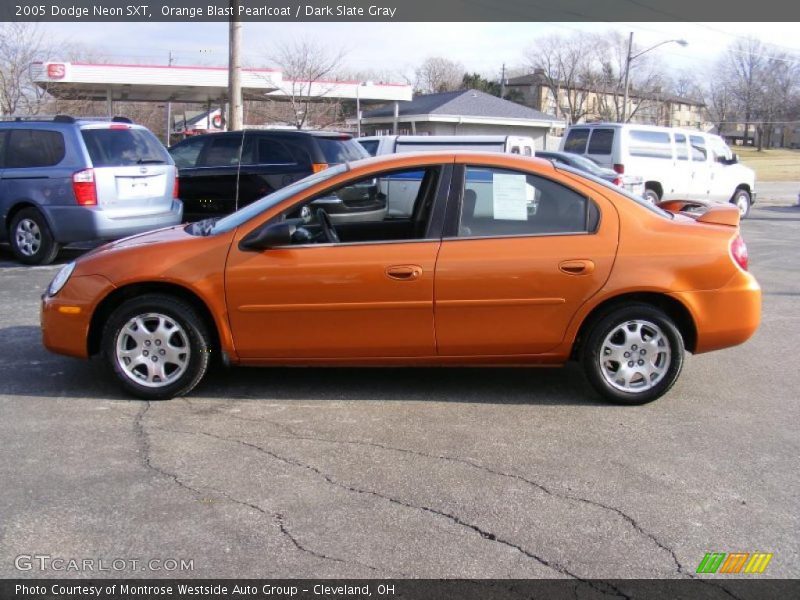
[40,152,761,404]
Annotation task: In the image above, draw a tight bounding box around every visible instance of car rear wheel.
[102,294,211,400]
[581,304,684,405]
[9,208,60,265]
[731,189,751,219]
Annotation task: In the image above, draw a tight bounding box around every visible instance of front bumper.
[41,275,116,359]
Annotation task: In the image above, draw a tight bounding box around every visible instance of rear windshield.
[358,139,379,157]
[316,137,368,163]
[81,127,169,167]
[563,128,590,154]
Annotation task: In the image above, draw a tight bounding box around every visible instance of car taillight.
[311,163,329,173]
[613,163,625,174]
[612,177,623,186]
[173,174,180,199]
[730,235,749,271]
[72,169,97,206]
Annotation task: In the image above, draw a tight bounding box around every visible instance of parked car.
[168,130,370,222]
[358,134,536,157]
[560,123,756,217]
[0,116,182,265]
[41,152,761,405]
[536,150,645,197]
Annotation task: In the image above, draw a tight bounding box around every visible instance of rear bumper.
[670,270,761,354]
[46,201,183,244]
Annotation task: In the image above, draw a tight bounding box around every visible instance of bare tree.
[0,22,51,115]
[704,74,735,136]
[524,32,596,125]
[725,37,766,146]
[414,57,464,94]
[592,31,667,124]
[753,52,799,149]
[266,38,347,130]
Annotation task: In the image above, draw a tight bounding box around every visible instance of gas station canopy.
[32,62,413,105]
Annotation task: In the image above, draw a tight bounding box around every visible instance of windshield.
[555,164,672,219]
[209,164,348,234]
[317,138,368,163]
[81,127,169,167]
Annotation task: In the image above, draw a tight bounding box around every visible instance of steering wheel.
[315,208,340,243]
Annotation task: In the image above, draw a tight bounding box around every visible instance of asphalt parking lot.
[0,195,798,582]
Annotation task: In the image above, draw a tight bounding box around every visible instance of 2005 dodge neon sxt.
[41,152,761,404]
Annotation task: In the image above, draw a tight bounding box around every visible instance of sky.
[42,21,800,83]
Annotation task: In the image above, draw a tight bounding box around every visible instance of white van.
[560,123,756,217]
[358,135,536,157]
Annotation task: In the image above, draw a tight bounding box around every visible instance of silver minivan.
[0,116,183,264]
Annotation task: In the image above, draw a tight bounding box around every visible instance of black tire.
[9,208,60,265]
[101,294,212,400]
[581,303,684,405]
[731,189,751,219]
[643,188,660,205]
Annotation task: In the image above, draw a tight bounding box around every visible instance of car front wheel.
[581,304,684,405]
[102,294,212,400]
[643,188,660,204]
[731,189,751,219]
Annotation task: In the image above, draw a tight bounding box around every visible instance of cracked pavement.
[0,201,798,583]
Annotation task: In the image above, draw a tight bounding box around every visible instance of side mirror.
[730,153,739,164]
[239,221,295,251]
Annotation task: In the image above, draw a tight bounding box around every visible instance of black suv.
[169,130,369,221]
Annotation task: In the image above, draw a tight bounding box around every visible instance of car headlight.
[48,261,76,297]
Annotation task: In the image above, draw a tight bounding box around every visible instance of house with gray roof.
[350,89,564,149]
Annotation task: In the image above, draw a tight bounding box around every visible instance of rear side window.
[690,135,707,162]
[169,136,207,168]
[0,132,7,168]
[674,133,689,161]
[81,128,168,167]
[587,128,614,154]
[628,130,672,159]
[564,128,590,153]
[6,129,65,168]
[358,140,379,156]
[254,137,296,165]
[316,138,368,163]
[197,135,243,167]
[458,166,597,238]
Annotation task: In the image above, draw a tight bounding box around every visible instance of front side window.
[281,166,442,245]
[0,131,7,168]
[169,136,207,168]
[6,129,65,168]
[458,166,597,238]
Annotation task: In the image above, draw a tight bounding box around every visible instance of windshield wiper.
[136,159,166,164]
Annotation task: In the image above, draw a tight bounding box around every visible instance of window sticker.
[492,173,529,221]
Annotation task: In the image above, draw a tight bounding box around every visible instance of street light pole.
[622,32,633,123]
[621,33,688,123]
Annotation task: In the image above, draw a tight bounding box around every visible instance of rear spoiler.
[656,199,740,227]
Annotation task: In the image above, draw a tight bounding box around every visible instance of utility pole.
[622,32,633,123]
[228,0,243,131]
[500,63,506,99]
[165,51,174,145]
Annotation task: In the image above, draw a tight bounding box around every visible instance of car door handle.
[386,265,422,281]
[559,260,595,275]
